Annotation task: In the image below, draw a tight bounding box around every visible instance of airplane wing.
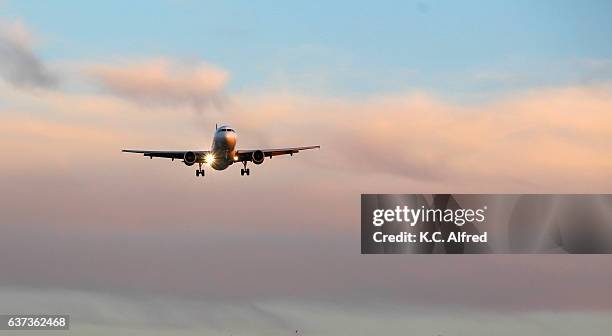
[236,145,320,161]
[121,149,209,160]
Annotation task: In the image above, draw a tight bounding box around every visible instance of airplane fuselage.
[210,125,237,170]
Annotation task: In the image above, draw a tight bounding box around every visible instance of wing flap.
[236,145,320,161]
[121,150,207,160]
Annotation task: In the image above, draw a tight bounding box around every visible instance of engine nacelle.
[184,151,198,166]
[252,150,265,165]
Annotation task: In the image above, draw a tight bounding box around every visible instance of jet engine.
[252,150,265,165]
[184,151,198,166]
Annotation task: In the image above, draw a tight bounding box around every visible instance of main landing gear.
[195,163,205,177]
[240,161,250,176]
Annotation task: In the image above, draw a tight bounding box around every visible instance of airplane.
[122,124,320,177]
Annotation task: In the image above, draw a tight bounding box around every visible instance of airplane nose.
[225,132,236,146]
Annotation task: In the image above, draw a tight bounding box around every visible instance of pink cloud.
[88,58,228,111]
[2,82,612,313]
[3,80,612,193]
[228,86,612,191]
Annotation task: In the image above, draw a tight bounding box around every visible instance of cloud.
[88,58,229,111]
[0,19,57,88]
[228,86,612,190]
[1,287,611,335]
[576,58,612,84]
[1,80,612,319]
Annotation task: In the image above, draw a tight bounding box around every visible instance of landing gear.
[240,161,250,176]
[195,163,205,177]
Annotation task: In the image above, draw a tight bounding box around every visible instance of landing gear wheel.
[241,161,250,176]
[195,163,206,177]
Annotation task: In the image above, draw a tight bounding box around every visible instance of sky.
[1,1,612,335]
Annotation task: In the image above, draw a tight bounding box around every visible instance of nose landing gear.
[240,161,250,176]
[195,162,205,177]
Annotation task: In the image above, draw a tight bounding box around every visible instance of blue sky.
[4,0,612,97]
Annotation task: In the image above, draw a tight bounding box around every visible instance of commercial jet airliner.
[122,124,320,177]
